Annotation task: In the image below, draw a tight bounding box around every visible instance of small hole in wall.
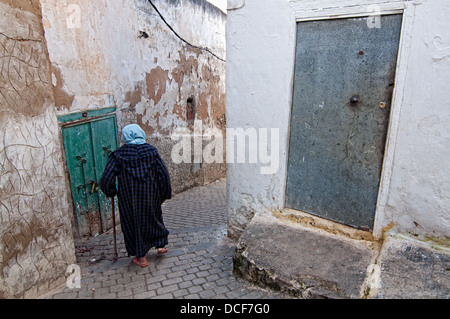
[186,97,195,121]
[139,31,149,39]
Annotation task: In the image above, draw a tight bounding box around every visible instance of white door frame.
[284,0,418,238]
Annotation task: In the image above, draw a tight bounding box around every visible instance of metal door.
[285,15,402,230]
[62,115,118,236]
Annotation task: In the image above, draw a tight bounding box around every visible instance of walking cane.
[111,195,118,261]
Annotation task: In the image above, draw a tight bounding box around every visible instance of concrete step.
[375,235,450,299]
[233,214,450,299]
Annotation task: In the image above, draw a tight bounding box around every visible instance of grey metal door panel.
[285,15,402,230]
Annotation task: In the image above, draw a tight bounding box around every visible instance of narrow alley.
[40,179,291,299]
[2,0,449,302]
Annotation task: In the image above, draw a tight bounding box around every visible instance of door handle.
[103,145,112,157]
[76,153,87,166]
[350,95,359,103]
[88,180,98,193]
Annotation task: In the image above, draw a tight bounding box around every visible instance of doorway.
[285,14,403,230]
[61,114,118,236]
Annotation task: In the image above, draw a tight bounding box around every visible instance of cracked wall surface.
[1,0,225,298]
[0,0,75,298]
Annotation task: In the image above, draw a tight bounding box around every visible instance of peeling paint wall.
[0,0,225,298]
[226,0,450,241]
[0,0,76,298]
[40,0,227,193]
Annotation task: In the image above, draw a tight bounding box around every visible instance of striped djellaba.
[100,143,172,258]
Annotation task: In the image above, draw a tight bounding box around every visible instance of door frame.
[284,1,416,237]
[58,108,118,237]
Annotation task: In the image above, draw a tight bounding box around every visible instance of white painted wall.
[226,0,450,241]
[207,0,227,13]
[374,0,450,239]
[226,0,294,238]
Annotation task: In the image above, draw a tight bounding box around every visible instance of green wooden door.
[62,115,118,236]
[91,117,118,231]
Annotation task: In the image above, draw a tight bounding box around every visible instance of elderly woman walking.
[100,124,172,267]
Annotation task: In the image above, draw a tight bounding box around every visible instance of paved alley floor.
[42,179,292,299]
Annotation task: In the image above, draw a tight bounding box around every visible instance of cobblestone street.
[41,179,291,299]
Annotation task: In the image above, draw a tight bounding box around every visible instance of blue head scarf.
[122,124,146,145]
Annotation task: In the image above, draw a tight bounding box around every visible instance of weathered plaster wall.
[374,0,450,240]
[226,0,292,239]
[40,0,227,193]
[226,0,450,241]
[0,0,76,298]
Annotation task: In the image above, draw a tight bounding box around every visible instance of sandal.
[157,247,168,254]
[132,257,149,267]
